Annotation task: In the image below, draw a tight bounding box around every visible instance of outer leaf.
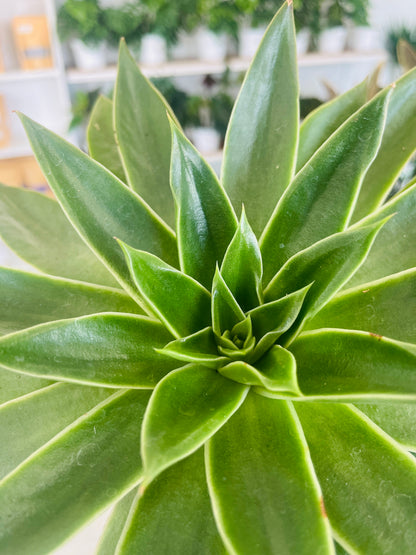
[296,78,368,171]
[265,220,387,340]
[220,210,262,312]
[354,402,416,452]
[118,449,226,555]
[291,329,416,400]
[0,183,116,287]
[170,121,237,288]
[0,313,177,388]
[97,489,137,555]
[206,393,334,555]
[353,67,416,221]
[222,2,298,236]
[114,40,175,226]
[261,87,390,283]
[211,266,245,336]
[0,389,151,555]
[306,269,416,343]
[0,366,51,405]
[0,382,111,479]
[19,114,178,304]
[87,95,127,182]
[160,327,226,367]
[295,403,416,554]
[120,243,211,338]
[142,365,248,483]
[0,267,142,336]
[348,182,416,286]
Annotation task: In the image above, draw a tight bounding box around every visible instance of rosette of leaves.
[0,3,416,554]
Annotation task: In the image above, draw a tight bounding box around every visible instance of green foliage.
[57,0,107,46]
[1,3,416,554]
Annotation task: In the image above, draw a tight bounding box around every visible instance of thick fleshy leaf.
[0,366,51,405]
[211,266,245,336]
[87,95,127,182]
[220,345,300,395]
[295,403,416,554]
[0,389,151,555]
[265,220,387,340]
[0,183,116,287]
[0,383,111,479]
[291,329,416,400]
[118,449,226,554]
[220,211,262,312]
[354,402,416,452]
[348,182,416,286]
[261,87,390,283]
[296,78,368,171]
[247,284,311,359]
[170,121,237,288]
[160,327,225,367]
[19,114,178,304]
[0,267,142,336]
[114,40,175,226]
[222,2,298,236]
[352,67,416,221]
[96,489,137,555]
[0,313,177,388]
[141,365,248,483]
[206,393,333,555]
[120,243,211,338]
[306,269,416,343]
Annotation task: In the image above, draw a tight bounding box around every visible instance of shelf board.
[0,68,60,84]
[0,138,32,160]
[66,50,387,85]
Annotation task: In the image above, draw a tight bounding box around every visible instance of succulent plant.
[1,2,416,554]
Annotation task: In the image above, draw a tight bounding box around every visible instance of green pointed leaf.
[0,313,177,388]
[118,449,226,555]
[265,220,388,340]
[19,114,178,304]
[114,40,175,226]
[170,121,237,288]
[261,87,390,283]
[160,327,226,367]
[352,68,416,221]
[142,365,248,483]
[295,403,416,554]
[0,383,111,479]
[0,183,116,287]
[87,95,127,182]
[0,267,142,336]
[0,389,151,555]
[211,266,245,336]
[120,242,211,338]
[97,489,137,555]
[220,210,262,312]
[0,367,51,405]
[354,402,416,452]
[291,329,416,400]
[348,182,416,286]
[306,269,416,343]
[222,2,298,236]
[296,78,368,171]
[248,284,311,359]
[220,345,300,395]
[206,393,333,555]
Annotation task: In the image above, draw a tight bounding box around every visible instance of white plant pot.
[238,26,267,59]
[348,26,381,52]
[70,39,107,71]
[296,28,311,55]
[189,127,221,154]
[196,28,228,62]
[170,31,197,60]
[318,26,347,54]
[140,34,167,66]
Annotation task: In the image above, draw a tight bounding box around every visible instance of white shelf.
[0,68,60,84]
[0,138,32,160]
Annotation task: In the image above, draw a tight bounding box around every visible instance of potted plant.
[185,94,222,153]
[318,0,348,54]
[236,0,278,58]
[0,2,416,553]
[102,1,143,63]
[345,0,379,52]
[195,0,239,62]
[57,0,108,70]
[294,0,321,53]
